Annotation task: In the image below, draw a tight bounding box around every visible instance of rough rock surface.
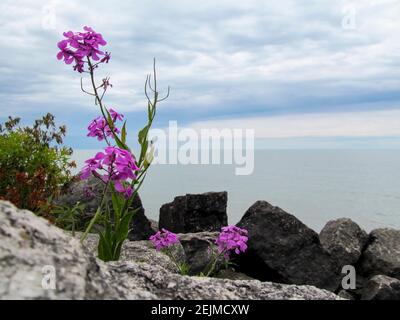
[78,233,185,274]
[159,192,228,233]
[359,228,400,280]
[215,269,256,281]
[337,290,356,300]
[55,176,155,241]
[0,200,152,299]
[108,262,341,300]
[236,201,341,291]
[362,275,400,300]
[179,232,221,275]
[0,200,341,300]
[319,218,368,266]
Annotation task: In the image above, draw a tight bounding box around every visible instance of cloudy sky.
[1,0,400,149]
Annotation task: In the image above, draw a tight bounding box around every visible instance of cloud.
[0,0,400,147]
[189,109,400,138]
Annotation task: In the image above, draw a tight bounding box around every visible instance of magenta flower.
[109,108,124,122]
[57,40,75,64]
[57,26,109,73]
[80,147,139,198]
[86,108,123,142]
[101,52,111,64]
[87,115,121,141]
[118,184,133,198]
[149,229,179,251]
[215,226,248,258]
[80,153,104,180]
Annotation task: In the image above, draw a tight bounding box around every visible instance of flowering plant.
[57,26,169,261]
[150,229,179,251]
[150,229,189,275]
[203,226,248,277]
[216,226,248,258]
[149,226,248,277]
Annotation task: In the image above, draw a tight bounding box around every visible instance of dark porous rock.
[159,192,228,234]
[359,228,400,280]
[337,290,356,300]
[236,201,341,291]
[343,274,368,300]
[362,275,400,300]
[319,218,368,267]
[128,201,156,241]
[178,232,222,275]
[55,176,155,241]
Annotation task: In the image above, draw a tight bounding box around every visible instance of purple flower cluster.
[87,109,124,141]
[215,226,248,258]
[57,26,110,73]
[149,229,179,251]
[80,146,139,198]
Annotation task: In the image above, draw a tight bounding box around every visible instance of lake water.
[73,150,400,232]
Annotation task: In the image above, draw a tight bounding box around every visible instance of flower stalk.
[149,227,249,277]
[57,26,169,261]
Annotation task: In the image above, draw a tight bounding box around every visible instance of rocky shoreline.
[1,184,400,300]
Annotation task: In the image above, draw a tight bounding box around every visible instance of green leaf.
[98,231,113,262]
[104,108,128,150]
[178,263,190,276]
[116,211,134,243]
[105,108,114,129]
[111,188,122,219]
[140,140,149,163]
[113,242,123,261]
[148,102,152,121]
[138,125,149,145]
[121,121,127,144]
[125,177,146,209]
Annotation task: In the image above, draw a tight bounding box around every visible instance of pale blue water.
[73,150,400,232]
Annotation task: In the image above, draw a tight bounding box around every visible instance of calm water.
[73,150,400,232]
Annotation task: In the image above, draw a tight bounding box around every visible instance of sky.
[1,0,400,149]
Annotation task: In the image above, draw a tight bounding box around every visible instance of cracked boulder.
[359,228,400,280]
[319,218,368,267]
[159,192,228,233]
[236,201,342,291]
[178,232,222,275]
[362,275,400,300]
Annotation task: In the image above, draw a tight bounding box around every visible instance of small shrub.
[0,114,76,211]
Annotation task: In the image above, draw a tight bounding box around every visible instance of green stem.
[87,58,128,151]
[166,248,178,266]
[117,95,157,216]
[165,248,186,275]
[204,251,225,278]
[80,180,109,242]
